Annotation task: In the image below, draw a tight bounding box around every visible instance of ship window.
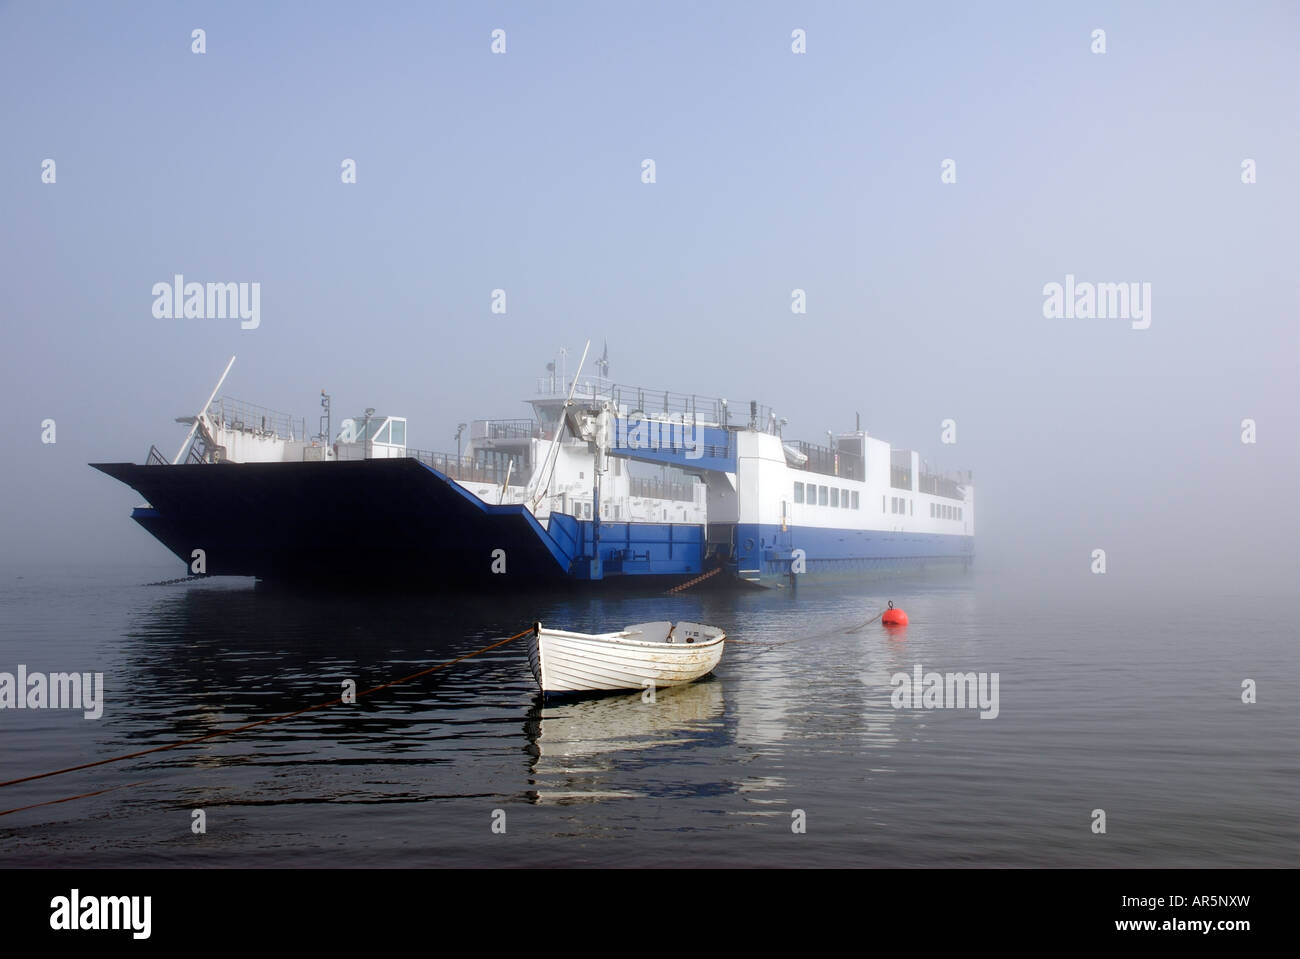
[930,503,935,518]
[852,491,859,509]
[819,486,828,506]
[882,496,886,513]
[958,508,962,520]
[842,490,849,508]
[910,500,913,515]
[374,421,391,444]
[794,482,804,504]
[389,420,406,446]
[830,488,839,508]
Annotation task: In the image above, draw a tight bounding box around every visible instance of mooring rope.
[665,565,723,594]
[844,607,888,633]
[2,605,901,817]
[0,781,149,819]
[727,607,888,656]
[0,626,534,803]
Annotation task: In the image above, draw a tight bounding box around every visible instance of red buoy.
[881,601,908,626]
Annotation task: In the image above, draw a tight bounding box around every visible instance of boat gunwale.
[535,626,726,650]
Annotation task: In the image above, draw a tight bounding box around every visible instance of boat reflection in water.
[523,678,725,804]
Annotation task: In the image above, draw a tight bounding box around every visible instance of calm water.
[0,563,1295,867]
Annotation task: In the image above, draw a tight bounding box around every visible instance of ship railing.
[698,439,734,459]
[405,448,515,486]
[628,476,697,502]
[535,374,617,401]
[890,466,913,490]
[535,376,775,431]
[786,440,864,481]
[918,471,966,499]
[472,418,541,441]
[611,386,774,431]
[145,445,168,466]
[207,396,304,442]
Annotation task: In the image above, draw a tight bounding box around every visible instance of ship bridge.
[557,382,783,475]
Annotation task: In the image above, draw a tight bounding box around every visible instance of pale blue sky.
[2,1,1297,590]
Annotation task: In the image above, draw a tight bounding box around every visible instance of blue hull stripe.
[729,522,974,582]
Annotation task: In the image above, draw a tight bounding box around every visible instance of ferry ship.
[93,350,974,590]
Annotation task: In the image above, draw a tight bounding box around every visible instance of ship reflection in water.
[524,679,727,804]
[92,578,927,825]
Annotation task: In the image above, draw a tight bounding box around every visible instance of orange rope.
[0,782,148,819]
[665,565,723,594]
[0,626,534,793]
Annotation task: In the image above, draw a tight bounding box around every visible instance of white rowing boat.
[528,620,726,695]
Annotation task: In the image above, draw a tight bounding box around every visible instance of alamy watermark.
[1042,274,1151,329]
[614,412,703,460]
[50,890,150,939]
[0,666,103,719]
[152,274,260,329]
[890,664,999,719]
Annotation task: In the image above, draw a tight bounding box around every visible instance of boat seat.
[622,621,673,643]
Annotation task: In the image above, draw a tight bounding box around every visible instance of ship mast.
[527,340,590,511]
[173,354,236,464]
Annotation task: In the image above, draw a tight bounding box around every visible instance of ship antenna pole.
[528,340,590,510]
[173,354,237,464]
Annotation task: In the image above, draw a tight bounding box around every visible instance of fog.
[3,2,1296,598]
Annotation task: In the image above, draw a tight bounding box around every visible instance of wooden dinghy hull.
[528,620,726,695]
